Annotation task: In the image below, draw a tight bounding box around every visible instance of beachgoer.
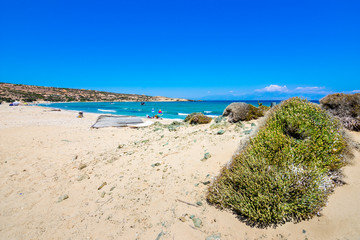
[77,111,84,118]
[157,109,163,119]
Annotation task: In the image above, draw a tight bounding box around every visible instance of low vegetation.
[207,97,347,226]
[151,121,185,132]
[184,113,212,125]
[245,104,269,121]
[320,93,360,131]
[210,116,229,129]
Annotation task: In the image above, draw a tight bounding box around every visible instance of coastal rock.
[155,231,164,240]
[202,152,211,161]
[222,102,249,123]
[77,174,90,181]
[217,130,225,135]
[98,182,107,190]
[214,116,226,123]
[168,126,177,131]
[57,194,69,203]
[202,181,211,185]
[151,162,161,167]
[171,121,182,126]
[206,233,221,240]
[78,163,87,170]
[223,102,266,122]
[243,130,252,135]
[192,217,202,228]
[100,191,106,198]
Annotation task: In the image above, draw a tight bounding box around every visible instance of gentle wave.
[205,114,220,118]
[98,109,116,113]
[204,111,212,113]
[178,113,189,116]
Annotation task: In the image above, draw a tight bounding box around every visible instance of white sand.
[0,105,359,239]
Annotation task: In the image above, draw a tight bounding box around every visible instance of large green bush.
[207,97,347,225]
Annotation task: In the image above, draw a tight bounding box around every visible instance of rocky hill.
[0,82,191,103]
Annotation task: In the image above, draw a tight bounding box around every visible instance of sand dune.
[0,105,359,239]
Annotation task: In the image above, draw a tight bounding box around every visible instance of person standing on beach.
[158,109,163,118]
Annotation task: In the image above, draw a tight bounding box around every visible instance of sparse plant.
[244,105,266,121]
[214,116,226,123]
[184,112,212,125]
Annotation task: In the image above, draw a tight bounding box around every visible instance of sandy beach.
[0,105,359,240]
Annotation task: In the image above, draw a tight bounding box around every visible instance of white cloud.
[294,86,330,95]
[229,90,234,93]
[295,86,325,91]
[352,90,360,93]
[256,85,288,92]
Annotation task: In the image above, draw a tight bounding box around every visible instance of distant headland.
[0,82,192,103]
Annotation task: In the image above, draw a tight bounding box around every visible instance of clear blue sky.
[0,0,359,100]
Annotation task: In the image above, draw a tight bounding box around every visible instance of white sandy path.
[0,105,359,240]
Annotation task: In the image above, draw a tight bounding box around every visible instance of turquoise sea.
[39,100,319,120]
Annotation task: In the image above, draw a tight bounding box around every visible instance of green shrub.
[320,93,360,131]
[207,97,347,225]
[184,113,198,122]
[259,105,270,114]
[184,112,212,125]
[245,105,266,121]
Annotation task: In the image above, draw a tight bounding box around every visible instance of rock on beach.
[222,102,249,123]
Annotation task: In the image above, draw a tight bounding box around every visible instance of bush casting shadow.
[207,97,347,227]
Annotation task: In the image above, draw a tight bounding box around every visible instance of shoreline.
[36,104,188,121]
[33,100,288,121]
[35,102,223,121]
[0,104,359,239]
